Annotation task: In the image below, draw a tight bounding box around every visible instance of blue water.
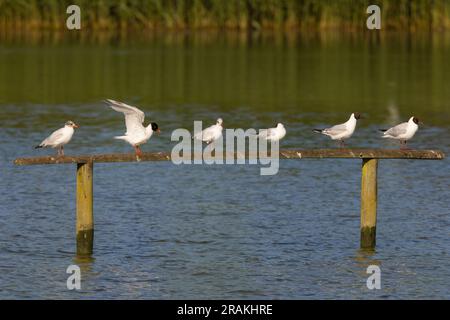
[1,112,449,299]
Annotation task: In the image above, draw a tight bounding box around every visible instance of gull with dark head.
[379,116,420,149]
[35,120,79,156]
[193,118,223,144]
[313,113,362,147]
[105,99,160,157]
[257,123,286,142]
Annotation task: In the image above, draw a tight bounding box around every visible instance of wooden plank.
[280,149,445,159]
[13,149,445,165]
[360,158,378,249]
[76,161,94,255]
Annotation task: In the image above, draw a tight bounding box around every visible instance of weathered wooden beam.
[76,161,94,255]
[13,149,445,165]
[360,158,378,249]
[281,149,445,160]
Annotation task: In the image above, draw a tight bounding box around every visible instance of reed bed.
[0,0,449,32]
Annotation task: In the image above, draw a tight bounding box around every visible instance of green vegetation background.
[0,0,449,32]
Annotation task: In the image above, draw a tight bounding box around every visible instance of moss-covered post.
[76,161,94,255]
[360,158,378,249]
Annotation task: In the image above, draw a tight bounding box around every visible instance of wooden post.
[360,158,378,249]
[76,161,94,255]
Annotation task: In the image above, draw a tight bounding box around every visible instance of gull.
[105,99,160,157]
[313,113,362,147]
[193,118,223,144]
[379,116,420,149]
[257,123,286,142]
[35,121,79,156]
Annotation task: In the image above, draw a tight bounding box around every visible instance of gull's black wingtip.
[312,129,323,133]
[34,145,42,149]
[378,129,387,132]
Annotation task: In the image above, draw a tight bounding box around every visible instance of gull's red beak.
[73,123,79,128]
[157,129,161,134]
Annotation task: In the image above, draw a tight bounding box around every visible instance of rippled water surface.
[0,32,449,299]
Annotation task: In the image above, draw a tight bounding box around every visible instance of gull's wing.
[384,122,408,137]
[323,123,347,135]
[195,124,216,141]
[42,128,66,146]
[258,128,274,139]
[105,99,145,135]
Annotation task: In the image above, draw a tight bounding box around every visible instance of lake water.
[0,32,449,299]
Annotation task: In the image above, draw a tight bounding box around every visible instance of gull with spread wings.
[105,99,160,157]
